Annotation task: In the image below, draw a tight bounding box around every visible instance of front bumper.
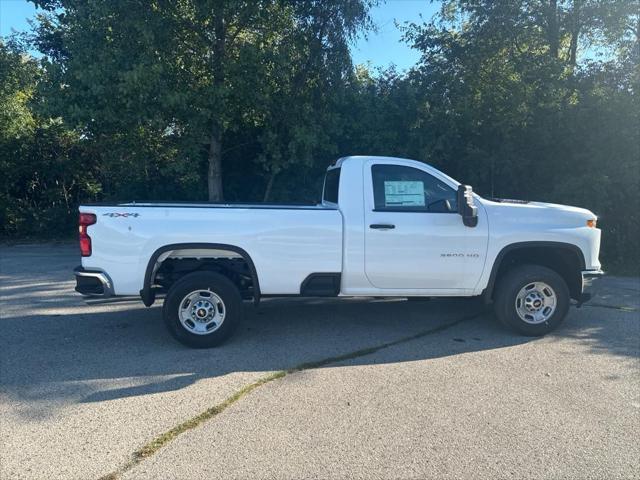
[578,269,605,305]
[74,266,114,297]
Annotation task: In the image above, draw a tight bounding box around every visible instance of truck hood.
[482,198,596,228]
[527,201,595,218]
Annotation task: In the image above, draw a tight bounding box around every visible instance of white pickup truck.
[75,156,603,347]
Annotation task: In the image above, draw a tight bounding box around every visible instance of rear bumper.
[74,266,114,297]
[578,269,605,305]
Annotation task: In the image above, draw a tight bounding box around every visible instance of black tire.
[163,271,242,348]
[493,264,570,336]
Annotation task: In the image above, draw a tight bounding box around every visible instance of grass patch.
[586,303,638,312]
[0,235,76,246]
[98,312,479,479]
[290,314,472,372]
[133,370,287,460]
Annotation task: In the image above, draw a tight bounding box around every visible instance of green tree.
[2,0,638,271]
[32,0,372,201]
[401,0,639,270]
[0,39,100,238]
[255,2,373,201]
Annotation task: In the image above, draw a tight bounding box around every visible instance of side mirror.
[457,185,478,227]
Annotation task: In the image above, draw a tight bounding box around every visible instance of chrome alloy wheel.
[178,289,226,335]
[515,281,557,324]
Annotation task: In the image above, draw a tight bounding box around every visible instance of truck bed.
[80,203,344,296]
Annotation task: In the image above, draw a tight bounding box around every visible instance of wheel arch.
[483,241,586,303]
[140,243,261,306]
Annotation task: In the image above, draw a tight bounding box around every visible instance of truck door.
[363,160,488,290]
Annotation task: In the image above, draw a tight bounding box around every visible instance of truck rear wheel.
[163,271,242,348]
[494,264,570,336]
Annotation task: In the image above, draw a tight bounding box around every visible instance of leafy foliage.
[0,0,638,272]
[398,0,639,272]
[0,41,101,236]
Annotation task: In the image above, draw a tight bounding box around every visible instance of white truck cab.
[75,156,603,347]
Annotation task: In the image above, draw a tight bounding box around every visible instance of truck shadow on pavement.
[2,291,637,415]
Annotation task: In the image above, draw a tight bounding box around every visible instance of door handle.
[369,224,395,230]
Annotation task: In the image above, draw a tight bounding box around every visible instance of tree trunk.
[263,171,277,202]
[547,0,559,59]
[568,0,581,68]
[208,4,226,202]
[207,122,224,201]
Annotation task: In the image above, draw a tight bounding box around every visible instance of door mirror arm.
[457,185,478,227]
[427,198,454,213]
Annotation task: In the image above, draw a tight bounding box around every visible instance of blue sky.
[351,0,438,70]
[0,0,438,71]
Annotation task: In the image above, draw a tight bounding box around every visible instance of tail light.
[79,213,97,257]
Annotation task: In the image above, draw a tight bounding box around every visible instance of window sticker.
[384,181,425,207]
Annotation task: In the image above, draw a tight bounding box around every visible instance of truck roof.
[331,156,460,188]
[332,155,432,169]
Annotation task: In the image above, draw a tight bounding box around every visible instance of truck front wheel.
[163,272,242,348]
[494,265,570,336]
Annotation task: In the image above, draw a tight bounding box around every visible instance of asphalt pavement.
[1,244,638,479]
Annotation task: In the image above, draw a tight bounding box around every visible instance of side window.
[371,164,457,213]
[323,168,340,204]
